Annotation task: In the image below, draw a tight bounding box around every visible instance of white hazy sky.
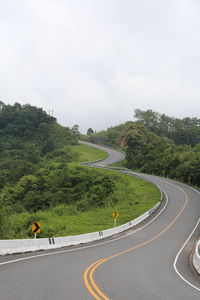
[0,0,200,133]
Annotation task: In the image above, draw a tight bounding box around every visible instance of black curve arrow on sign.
[33,222,40,233]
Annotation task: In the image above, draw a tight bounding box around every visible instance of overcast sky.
[0,0,200,133]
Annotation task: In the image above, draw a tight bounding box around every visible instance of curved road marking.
[174,219,200,292]
[83,182,199,299]
[83,259,104,300]
[155,179,200,291]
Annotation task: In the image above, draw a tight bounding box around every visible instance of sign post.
[32,222,41,238]
[112,212,119,227]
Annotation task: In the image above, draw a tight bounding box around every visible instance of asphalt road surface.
[79,140,125,166]
[0,142,200,300]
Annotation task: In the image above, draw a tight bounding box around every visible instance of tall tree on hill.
[87,128,94,135]
[71,125,80,138]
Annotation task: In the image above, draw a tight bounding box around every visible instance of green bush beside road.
[0,144,160,239]
[4,168,160,238]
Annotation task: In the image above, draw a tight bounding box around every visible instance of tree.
[71,125,80,137]
[134,108,200,146]
[87,128,94,135]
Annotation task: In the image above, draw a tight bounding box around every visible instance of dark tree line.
[125,121,200,186]
[134,109,200,146]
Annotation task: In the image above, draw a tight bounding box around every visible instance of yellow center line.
[83,183,189,300]
[83,259,103,300]
[89,259,110,300]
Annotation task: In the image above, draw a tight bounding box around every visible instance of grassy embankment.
[67,144,108,162]
[8,144,160,238]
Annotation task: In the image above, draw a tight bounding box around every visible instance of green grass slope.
[1,144,160,239]
[68,144,108,162]
[37,169,160,237]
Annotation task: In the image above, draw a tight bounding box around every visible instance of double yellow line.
[83,183,189,300]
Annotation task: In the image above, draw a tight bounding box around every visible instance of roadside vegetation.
[1,168,160,238]
[0,102,160,239]
[83,109,200,186]
[1,102,199,240]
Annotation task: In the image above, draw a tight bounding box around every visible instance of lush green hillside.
[83,109,200,186]
[0,165,160,239]
[83,121,132,148]
[0,141,160,239]
[0,102,160,239]
[3,103,198,239]
[0,102,78,187]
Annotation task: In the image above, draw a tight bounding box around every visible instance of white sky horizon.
[1,0,200,134]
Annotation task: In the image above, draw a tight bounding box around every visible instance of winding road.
[0,142,200,300]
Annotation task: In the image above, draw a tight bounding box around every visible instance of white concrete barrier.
[193,240,200,275]
[0,201,161,256]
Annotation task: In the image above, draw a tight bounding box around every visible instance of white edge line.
[146,175,200,292]
[173,218,200,292]
[0,185,168,266]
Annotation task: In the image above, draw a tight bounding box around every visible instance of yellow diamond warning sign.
[112,212,119,218]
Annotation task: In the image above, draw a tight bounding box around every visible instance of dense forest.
[0,101,78,186]
[84,109,200,186]
[0,102,116,238]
